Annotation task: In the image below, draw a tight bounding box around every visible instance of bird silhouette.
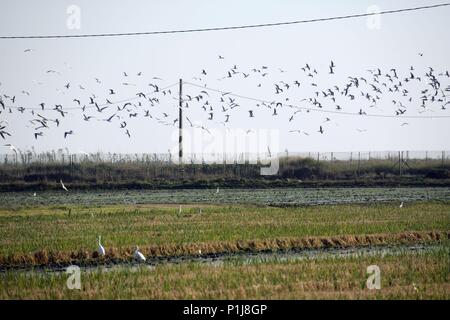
[64,130,74,139]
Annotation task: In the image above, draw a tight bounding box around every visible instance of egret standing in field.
[98,235,105,257]
[134,246,146,262]
[399,201,404,208]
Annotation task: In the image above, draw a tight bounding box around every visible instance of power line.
[1,3,449,39]
[183,81,450,119]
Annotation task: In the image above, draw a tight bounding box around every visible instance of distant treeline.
[0,156,449,191]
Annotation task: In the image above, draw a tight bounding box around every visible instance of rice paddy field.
[2,247,448,299]
[0,187,449,299]
[0,186,448,208]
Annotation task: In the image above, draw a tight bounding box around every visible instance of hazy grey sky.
[0,0,449,155]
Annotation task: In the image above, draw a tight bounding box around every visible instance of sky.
[0,0,449,157]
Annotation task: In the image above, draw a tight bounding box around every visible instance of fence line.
[0,150,448,166]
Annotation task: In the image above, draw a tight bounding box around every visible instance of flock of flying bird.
[185,54,449,135]
[0,51,449,146]
[2,49,441,260]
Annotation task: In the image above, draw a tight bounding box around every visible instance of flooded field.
[8,243,442,273]
[0,187,448,208]
[1,243,448,299]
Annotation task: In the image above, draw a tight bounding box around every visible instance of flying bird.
[64,130,74,138]
[329,61,335,74]
[60,179,68,191]
[104,114,117,122]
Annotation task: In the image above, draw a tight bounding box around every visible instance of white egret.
[134,246,146,262]
[98,235,105,256]
[399,202,404,208]
[60,179,68,191]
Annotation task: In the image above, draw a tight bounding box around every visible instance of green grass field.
[1,248,448,299]
[0,201,448,257]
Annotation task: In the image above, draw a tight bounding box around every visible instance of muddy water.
[3,243,444,274]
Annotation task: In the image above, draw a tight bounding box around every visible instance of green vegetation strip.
[1,156,448,192]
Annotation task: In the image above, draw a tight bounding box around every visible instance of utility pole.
[178,79,183,164]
